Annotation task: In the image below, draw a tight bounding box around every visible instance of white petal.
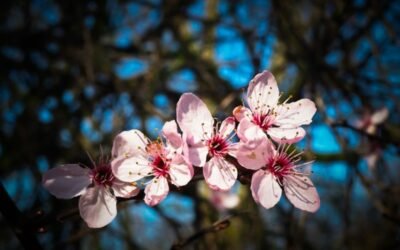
[267,127,306,143]
[247,71,279,112]
[220,193,240,209]
[79,187,117,228]
[111,156,152,182]
[183,133,209,167]
[111,129,148,159]
[237,119,267,145]
[203,157,237,191]
[168,154,194,186]
[42,164,91,199]
[366,152,379,170]
[275,99,316,128]
[227,143,239,158]
[236,138,273,170]
[112,179,140,198]
[144,176,169,206]
[176,93,214,140]
[366,125,377,135]
[371,107,389,125]
[283,175,320,212]
[162,120,182,151]
[251,170,282,209]
[211,191,240,211]
[219,116,236,139]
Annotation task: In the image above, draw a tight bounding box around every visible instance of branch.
[171,215,234,250]
[0,182,42,250]
[330,120,400,147]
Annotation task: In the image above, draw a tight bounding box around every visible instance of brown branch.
[171,215,234,250]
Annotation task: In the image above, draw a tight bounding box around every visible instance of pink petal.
[219,116,236,139]
[251,170,282,209]
[371,107,388,125]
[168,154,194,186]
[184,133,209,167]
[111,129,148,159]
[79,186,117,228]
[162,120,182,150]
[237,119,267,145]
[283,175,320,212]
[275,99,316,127]
[144,176,169,206]
[227,143,239,158]
[366,125,377,135]
[42,164,91,199]
[366,152,379,170]
[236,138,273,170]
[176,93,214,140]
[112,179,140,198]
[112,156,152,182]
[203,157,237,191]
[267,127,306,143]
[247,71,279,112]
[233,105,252,122]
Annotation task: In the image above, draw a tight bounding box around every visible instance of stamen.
[201,122,213,141]
[86,151,96,168]
[282,95,293,105]
[288,151,304,161]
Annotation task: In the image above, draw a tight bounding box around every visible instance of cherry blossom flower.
[176,93,238,191]
[354,107,388,169]
[210,191,240,212]
[236,137,320,212]
[209,189,240,212]
[198,182,240,212]
[233,71,316,144]
[42,159,139,228]
[365,143,382,170]
[354,107,388,135]
[111,121,193,206]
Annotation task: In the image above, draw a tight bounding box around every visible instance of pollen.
[247,152,257,159]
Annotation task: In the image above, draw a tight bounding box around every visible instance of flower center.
[92,164,115,186]
[152,155,170,177]
[267,153,293,180]
[252,113,275,131]
[207,135,228,157]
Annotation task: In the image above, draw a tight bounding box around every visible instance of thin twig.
[171,215,235,250]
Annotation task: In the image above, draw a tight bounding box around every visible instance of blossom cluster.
[42,71,320,228]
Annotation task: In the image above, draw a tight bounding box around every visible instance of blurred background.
[0,0,399,249]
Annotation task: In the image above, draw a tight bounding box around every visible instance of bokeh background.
[1,0,399,249]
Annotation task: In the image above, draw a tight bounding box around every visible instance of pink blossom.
[354,107,388,169]
[111,121,193,206]
[237,138,320,212]
[176,93,238,191]
[233,71,316,144]
[354,107,388,135]
[365,144,381,170]
[209,189,240,212]
[42,161,139,228]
